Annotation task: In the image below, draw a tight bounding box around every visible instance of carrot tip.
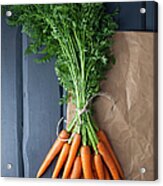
[36,173,40,178]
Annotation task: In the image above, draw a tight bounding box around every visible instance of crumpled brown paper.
[67,32,158,181]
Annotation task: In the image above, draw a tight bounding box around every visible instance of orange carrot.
[62,133,81,178]
[97,130,125,179]
[97,142,120,180]
[36,130,69,178]
[52,143,70,178]
[81,146,94,179]
[70,156,82,179]
[94,154,105,180]
[81,172,84,179]
[104,164,111,180]
[92,155,98,179]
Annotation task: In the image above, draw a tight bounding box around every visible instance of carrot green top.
[3,3,118,151]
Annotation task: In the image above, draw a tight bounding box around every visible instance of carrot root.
[52,143,70,178]
[97,142,120,180]
[81,146,94,179]
[94,154,105,180]
[104,164,111,180]
[92,155,98,179]
[36,130,69,178]
[97,130,125,179]
[62,133,81,179]
[70,156,82,179]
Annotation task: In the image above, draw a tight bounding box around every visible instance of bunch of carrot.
[36,127,125,180]
[5,3,123,180]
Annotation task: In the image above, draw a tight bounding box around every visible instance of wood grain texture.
[22,35,62,178]
[1,16,65,178]
[1,17,24,177]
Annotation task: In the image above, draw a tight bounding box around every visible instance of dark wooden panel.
[106,1,158,32]
[22,35,62,178]
[1,17,24,177]
[146,1,158,32]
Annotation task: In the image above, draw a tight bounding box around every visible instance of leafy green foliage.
[3,3,118,109]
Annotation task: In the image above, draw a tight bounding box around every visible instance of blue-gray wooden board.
[1,16,65,178]
[1,16,24,177]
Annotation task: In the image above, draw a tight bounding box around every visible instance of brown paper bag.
[67,32,158,181]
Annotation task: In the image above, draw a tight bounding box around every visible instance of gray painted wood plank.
[22,35,62,178]
[1,17,24,177]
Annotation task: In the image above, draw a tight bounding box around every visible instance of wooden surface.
[22,35,62,178]
[1,17,24,177]
[1,16,65,178]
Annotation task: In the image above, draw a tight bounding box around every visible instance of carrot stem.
[67,114,78,132]
[88,112,99,132]
[86,114,98,144]
[68,125,78,144]
[86,125,98,154]
[81,124,87,146]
